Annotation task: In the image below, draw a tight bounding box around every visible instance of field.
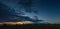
[0,24,60,29]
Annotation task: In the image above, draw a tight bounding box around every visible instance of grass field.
[0,24,60,29]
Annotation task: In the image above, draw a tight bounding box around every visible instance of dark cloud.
[0,0,60,23]
[18,0,38,13]
[0,3,43,23]
[0,0,46,24]
[9,15,43,21]
[0,3,10,20]
[0,2,17,20]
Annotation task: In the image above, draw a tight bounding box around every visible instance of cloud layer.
[0,0,47,24]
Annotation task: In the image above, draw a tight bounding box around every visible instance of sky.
[0,0,60,24]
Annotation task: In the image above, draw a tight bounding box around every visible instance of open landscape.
[0,0,60,29]
[0,24,60,29]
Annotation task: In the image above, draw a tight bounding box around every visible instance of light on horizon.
[0,21,33,25]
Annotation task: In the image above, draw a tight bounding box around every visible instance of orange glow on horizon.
[16,22,25,24]
[0,21,32,25]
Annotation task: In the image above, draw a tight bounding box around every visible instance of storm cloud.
[0,0,47,24]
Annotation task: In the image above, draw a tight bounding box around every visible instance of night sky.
[0,0,60,24]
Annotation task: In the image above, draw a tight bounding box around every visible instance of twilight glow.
[0,21,33,25]
[0,0,60,24]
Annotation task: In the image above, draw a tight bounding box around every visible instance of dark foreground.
[0,24,60,29]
